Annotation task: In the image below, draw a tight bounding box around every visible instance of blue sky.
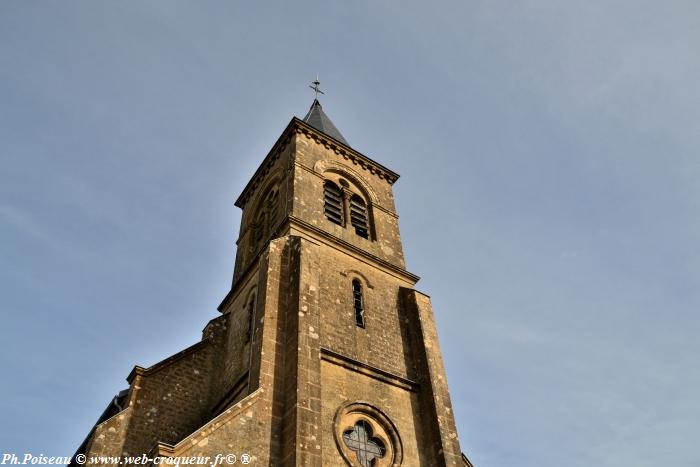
[1,1,699,466]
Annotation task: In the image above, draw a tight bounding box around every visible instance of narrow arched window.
[324,181,343,226]
[250,186,280,253]
[245,291,256,343]
[349,195,369,239]
[252,211,266,249]
[352,280,365,328]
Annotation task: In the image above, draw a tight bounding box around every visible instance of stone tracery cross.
[343,420,386,467]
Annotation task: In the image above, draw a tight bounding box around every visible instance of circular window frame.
[333,401,403,467]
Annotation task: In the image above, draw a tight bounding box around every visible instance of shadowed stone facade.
[73,100,473,466]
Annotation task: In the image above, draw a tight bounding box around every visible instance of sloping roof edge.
[302,99,348,145]
[233,117,399,209]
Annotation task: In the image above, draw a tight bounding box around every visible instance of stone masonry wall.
[317,242,416,379]
[120,343,217,456]
[233,145,293,282]
[214,273,258,408]
[292,132,406,269]
[84,313,231,460]
[147,236,295,465]
[85,407,132,462]
[320,363,428,466]
[401,288,464,466]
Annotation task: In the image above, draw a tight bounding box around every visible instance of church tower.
[74,95,472,467]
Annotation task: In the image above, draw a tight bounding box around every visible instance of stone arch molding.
[340,269,375,289]
[249,167,284,218]
[313,160,379,205]
[245,284,257,302]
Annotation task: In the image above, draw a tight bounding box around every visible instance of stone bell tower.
[73,95,473,467]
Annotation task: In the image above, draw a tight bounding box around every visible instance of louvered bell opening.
[324,183,343,226]
[349,196,369,239]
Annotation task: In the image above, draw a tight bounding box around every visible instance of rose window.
[342,419,386,466]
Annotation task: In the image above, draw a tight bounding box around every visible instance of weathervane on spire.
[309,76,324,100]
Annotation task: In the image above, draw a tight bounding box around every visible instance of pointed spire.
[302,99,349,145]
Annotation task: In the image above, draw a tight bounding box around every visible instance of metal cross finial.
[309,76,324,100]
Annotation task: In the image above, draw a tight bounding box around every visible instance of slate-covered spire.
[302,99,349,145]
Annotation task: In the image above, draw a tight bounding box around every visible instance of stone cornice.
[321,347,418,392]
[234,120,295,209]
[287,216,419,283]
[219,215,420,313]
[293,117,400,185]
[234,117,400,209]
[218,261,261,313]
[126,340,209,384]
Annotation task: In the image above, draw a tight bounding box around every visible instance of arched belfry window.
[324,181,344,226]
[250,186,280,251]
[323,178,372,239]
[349,195,369,239]
[352,279,365,328]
